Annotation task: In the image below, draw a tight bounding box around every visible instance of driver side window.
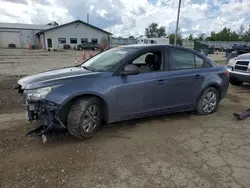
[131,51,163,73]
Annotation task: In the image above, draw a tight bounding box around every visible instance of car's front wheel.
[67,97,102,139]
[229,78,243,86]
[196,87,219,115]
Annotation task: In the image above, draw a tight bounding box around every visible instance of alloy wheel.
[202,91,217,113]
[80,105,99,133]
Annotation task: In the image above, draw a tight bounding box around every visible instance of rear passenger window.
[171,48,195,70]
[195,55,205,68]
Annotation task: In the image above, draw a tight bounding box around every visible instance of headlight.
[228,59,236,66]
[24,85,61,100]
[226,66,233,71]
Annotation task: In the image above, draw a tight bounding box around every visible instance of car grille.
[234,61,249,71]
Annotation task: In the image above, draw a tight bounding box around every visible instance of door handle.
[195,74,201,79]
[157,79,165,84]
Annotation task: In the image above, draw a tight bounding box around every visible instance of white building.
[137,37,170,45]
[0,20,112,49]
[0,22,54,48]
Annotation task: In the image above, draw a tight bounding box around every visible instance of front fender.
[59,91,107,106]
[44,76,118,123]
[45,76,117,105]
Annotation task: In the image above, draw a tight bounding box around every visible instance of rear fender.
[198,82,222,102]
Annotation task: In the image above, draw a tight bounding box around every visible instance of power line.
[137,0,171,19]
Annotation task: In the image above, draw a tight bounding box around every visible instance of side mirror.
[121,64,140,75]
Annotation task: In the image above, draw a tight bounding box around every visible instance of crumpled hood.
[18,67,102,90]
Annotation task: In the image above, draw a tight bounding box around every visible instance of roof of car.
[120,44,189,50]
[119,44,207,59]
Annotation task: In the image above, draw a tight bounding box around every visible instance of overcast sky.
[0,0,250,37]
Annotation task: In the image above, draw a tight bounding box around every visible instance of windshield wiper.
[82,66,96,72]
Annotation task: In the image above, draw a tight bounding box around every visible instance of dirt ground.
[1,49,250,188]
[0,48,97,75]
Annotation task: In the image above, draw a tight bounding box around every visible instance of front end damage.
[25,100,67,136]
[15,84,67,136]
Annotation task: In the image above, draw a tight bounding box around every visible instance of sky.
[0,0,250,37]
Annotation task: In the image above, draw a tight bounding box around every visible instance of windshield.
[82,47,135,71]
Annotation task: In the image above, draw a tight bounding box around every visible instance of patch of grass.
[215,60,226,65]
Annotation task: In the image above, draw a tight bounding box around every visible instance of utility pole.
[174,0,181,46]
[87,13,89,24]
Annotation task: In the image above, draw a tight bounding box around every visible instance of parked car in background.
[74,42,100,51]
[227,53,250,86]
[16,44,229,140]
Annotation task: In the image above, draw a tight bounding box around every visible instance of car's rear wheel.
[67,97,102,139]
[196,87,219,115]
[79,46,83,51]
[229,78,243,86]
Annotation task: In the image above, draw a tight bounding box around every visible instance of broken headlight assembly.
[24,85,61,101]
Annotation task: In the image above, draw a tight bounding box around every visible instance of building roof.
[0,22,55,30]
[37,20,112,35]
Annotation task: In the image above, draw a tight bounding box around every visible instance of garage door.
[0,31,21,48]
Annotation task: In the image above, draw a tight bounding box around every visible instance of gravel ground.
[1,49,250,188]
[0,48,98,76]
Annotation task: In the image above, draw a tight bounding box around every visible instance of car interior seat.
[140,54,155,72]
[153,53,162,71]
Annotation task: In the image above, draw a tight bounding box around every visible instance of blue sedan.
[17,44,229,139]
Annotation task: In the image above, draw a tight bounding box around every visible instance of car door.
[115,48,168,119]
[161,48,205,109]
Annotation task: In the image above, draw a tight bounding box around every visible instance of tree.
[145,23,166,38]
[242,28,250,41]
[205,27,240,41]
[187,34,193,40]
[168,28,182,45]
[205,31,216,41]
[198,33,205,41]
[238,24,245,40]
[129,36,135,39]
[157,26,167,38]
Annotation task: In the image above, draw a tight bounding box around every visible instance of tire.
[196,87,219,115]
[67,97,102,139]
[229,78,243,86]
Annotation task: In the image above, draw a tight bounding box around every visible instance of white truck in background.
[227,53,250,86]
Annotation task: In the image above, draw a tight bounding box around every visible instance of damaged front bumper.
[13,83,67,136]
[25,100,67,136]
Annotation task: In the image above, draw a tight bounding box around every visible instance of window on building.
[171,48,195,70]
[70,38,77,44]
[91,38,98,44]
[58,38,66,44]
[81,38,88,44]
